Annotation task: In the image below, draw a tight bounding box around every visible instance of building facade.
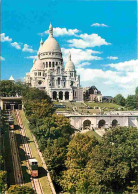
[25,23,83,101]
[83,86,102,102]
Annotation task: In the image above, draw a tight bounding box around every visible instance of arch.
[49,62,51,67]
[98,120,106,128]
[112,119,118,127]
[83,120,91,130]
[59,91,63,100]
[65,91,69,100]
[53,91,57,100]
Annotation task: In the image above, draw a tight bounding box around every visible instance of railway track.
[15,110,43,194]
[8,111,24,185]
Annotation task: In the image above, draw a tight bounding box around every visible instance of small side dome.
[9,75,14,81]
[38,38,43,53]
[65,52,75,71]
[31,58,44,71]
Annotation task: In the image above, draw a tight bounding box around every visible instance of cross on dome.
[49,22,53,37]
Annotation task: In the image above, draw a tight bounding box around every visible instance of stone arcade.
[25,23,83,101]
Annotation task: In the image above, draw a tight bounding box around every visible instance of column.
[10,104,15,110]
[63,91,65,101]
[57,92,59,100]
[69,91,73,101]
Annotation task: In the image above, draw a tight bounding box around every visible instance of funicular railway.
[15,110,43,194]
[1,96,55,194]
[1,110,24,185]
[1,108,43,193]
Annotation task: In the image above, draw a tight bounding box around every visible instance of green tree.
[135,87,138,110]
[60,134,99,193]
[113,94,126,106]
[135,87,138,96]
[126,95,136,109]
[87,127,138,193]
[8,185,35,194]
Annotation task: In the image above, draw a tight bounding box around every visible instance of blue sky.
[1,0,138,97]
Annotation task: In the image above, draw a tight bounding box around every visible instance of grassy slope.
[85,102,122,109]
[53,101,123,113]
[20,110,52,194]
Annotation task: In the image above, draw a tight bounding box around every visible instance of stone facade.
[83,86,102,102]
[66,115,138,130]
[25,23,83,101]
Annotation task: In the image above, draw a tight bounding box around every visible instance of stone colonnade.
[67,116,138,130]
[52,90,73,101]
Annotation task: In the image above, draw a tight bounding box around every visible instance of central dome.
[41,23,61,53]
[42,37,61,52]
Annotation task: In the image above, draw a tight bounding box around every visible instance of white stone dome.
[42,37,61,52]
[40,23,61,53]
[65,52,75,71]
[31,58,44,71]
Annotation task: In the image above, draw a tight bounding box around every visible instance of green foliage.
[22,87,51,102]
[88,127,138,193]
[8,185,35,194]
[135,87,138,96]
[0,80,27,97]
[113,94,126,106]
[113,87,138,110]
[60,134,99,193]
[126,95,136,110]
[60,127,138,193]
[0,170,7,193]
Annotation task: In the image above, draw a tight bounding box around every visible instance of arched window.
[98,120,106,128]
[59,91,63,100]
[52,62,54,67]
[53,91,57,100]
[49,62,51,67]
[65,92,69,100]
[83,120,91,130]
[46,62,48,67]
[112,120,118,127]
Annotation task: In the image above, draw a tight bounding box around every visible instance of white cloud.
[11,42,21,50]
[68,33,111,48]
[22,44,36,53]
[77,59,138,97]
[0,33,12,42]
[91,23,108,27]
[61,48,102,65]
[107,56,118,60]
[0,56,5,61]
[108,59,138,72]
[25,55,37,60]
[41,27,80,37]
